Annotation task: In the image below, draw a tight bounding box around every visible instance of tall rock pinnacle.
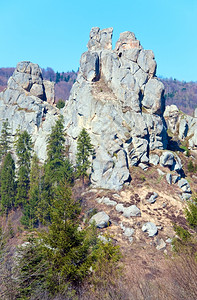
[63,27,167,190]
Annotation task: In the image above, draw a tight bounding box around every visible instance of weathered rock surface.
[89,211,110,228]
[164,105,197,150]
[149,154,160,165]
[63,27,168,190]
[142,222,158,237]
[156,238,166,250]
[166,173,172,185]
[160,151,175,168]
[123,205,141,218]
[0,61,58,161]
[178,179,191,193]
[147,192,158,204]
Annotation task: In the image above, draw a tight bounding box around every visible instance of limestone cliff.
[63,27,168,189]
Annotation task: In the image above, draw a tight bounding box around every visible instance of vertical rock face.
[63,27,167,190]
[0,61,58,161]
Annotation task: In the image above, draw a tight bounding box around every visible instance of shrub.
[56,99,65,109]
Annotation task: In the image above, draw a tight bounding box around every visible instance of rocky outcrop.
[0,61,58,161]
[0,29,169,191]
[164,104,197,149]
[63,27,168,190]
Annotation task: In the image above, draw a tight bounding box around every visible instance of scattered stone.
[160,151,175,168]
[116,203,125,213]
[138,163,148,171]
[162,202,167,208]
[113,193,121,199]
[157,169,165,176]
[96,197,103,204]
[89,211,110,228]
[178,178,191,193]
[120,222,125,231]
[123,205,141,218]
[166,173,172,185]
[156,238,166,250]
[102,197,117,206]
[142,222,158,237]
[123,227,135,237]
[172,175,181,184]
[180,193,192,201]
[98,234,110,243]
[166,238,172,244]
[149,154,160,166]
[147,192,158,204]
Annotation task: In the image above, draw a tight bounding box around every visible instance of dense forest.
[0,67,196,115]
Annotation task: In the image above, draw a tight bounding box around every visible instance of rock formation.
[164,104,197,149]
[63,27,167,190]
[0,61,58,161]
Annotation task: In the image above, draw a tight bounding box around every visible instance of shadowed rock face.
[0,61,58,162]
[63,27,168,190]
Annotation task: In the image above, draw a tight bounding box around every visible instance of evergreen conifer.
[0,153,15,214]
[15,130,32,207]
[76,128,93,185]
[0,119,12,161]
[21,154,42,228]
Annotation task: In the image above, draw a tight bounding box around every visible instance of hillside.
[0,27,197,299]
[161,77,197,116]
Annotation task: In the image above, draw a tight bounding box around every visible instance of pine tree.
[21,154,42,228]
[38,115,73,224]
[45,115,73,185]
[15,130,32,207]
[16,183,121,298]
[37,183,97,292]
[0,153,16,214]
[76,128,93,185]
[0,119,12,161]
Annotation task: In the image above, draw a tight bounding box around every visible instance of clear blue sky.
[0,0,197,81]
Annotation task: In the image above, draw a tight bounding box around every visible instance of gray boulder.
[147,192,158,204]
[149,154,160,165]
[172,175,181,184]
[178,179,191,193]
[102,197,117,206]
[156,238,166,250]
[89,211,110,228]
[123,205,141,218]
[123,227,135,237]
[180,193,192,201]
[142,79,165,115]
[160,151,175,168]
[142,222,158,237]
[116,203,125,213]
[166,173,172,185]
[80,52,100,82]
[137,50,156,76]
